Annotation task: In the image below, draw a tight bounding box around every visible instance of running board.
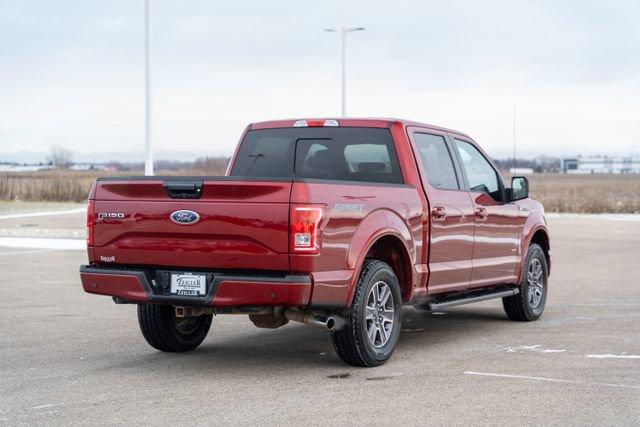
[425,288,519,311]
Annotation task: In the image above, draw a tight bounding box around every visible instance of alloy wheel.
[527,258,544,309]
[365,281,395,348]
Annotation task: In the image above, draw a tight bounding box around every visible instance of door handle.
[431,206,446,220]
[475,207,488,220]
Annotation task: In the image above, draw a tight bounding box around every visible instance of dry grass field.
[0,170,638,213]
[0,165,227,203]
[0,171,106,203]
[526,173,640,214]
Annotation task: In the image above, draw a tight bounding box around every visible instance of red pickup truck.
[80,118,550,367]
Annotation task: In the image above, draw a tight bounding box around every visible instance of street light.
[144,0,153,176]
[324,27,365,117]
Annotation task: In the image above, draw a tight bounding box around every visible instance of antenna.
[512,103,516,174]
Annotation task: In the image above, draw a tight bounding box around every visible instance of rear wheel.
[137,304,212,352]
[502,243,548,321]
[331,259,402,367]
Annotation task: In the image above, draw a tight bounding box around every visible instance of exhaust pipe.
[284,308,337,331]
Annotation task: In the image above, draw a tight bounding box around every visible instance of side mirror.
[510,176,529,201]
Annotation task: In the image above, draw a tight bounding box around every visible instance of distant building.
[509,167,534,175]
[561,156,640,174]
[69,163,109,171]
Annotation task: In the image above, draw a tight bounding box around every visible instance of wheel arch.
[521,226,551,280]
[347,230,414,306]
[344,209,417,307]
[363,234,413,303]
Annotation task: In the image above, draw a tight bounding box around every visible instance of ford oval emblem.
[170,210,200,225]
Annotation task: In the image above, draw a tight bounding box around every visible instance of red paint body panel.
[468,192,519,286]
[290,181,423,305]
[406,126,475,294]
[518,201,551,279]
[449,133,522,288]
[212,280,311,306]
[81,118,549,309]
[91,180,291,271]
[81,271,148,302]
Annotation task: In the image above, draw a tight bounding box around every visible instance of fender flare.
[344,209,415,306]
[517,213,550,281]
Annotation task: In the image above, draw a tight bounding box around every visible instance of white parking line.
[585,354,640,359]
[0,237,85,250]
[0,207,85,220]
[464,371,640,390]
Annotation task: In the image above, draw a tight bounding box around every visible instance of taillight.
[86,200,94,246]
[291,205,323,253]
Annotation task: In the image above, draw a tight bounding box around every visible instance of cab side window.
[454,139,502,200]
[414,133,459,190]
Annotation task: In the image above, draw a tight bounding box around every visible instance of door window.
[413,133,459,190]
[454,139,501,199]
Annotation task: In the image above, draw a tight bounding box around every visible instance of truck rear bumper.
[80,265,312,307]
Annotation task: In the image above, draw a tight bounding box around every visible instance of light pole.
[324,27,365,117]
[144,0,153,176]
[513,103,517,173]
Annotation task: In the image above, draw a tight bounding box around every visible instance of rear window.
[230,128,403,184]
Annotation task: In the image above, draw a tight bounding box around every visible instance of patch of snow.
[0,249,60,257]
[0,228,85,239]
[546,213,640,222]
[0,237,85,250]
[0,207,85,220]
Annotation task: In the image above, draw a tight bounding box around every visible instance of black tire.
[502,243,548,321]
[331,259,402,367]
[137,304,212,352]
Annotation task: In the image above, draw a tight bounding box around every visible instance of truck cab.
[80,118,550,367]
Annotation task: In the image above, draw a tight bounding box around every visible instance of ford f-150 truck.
[80,118,550,367]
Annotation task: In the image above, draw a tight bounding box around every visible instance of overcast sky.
[1,0,639,162]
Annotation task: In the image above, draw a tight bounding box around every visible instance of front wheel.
[137,304,212,352]
[502,243,548,321]
[331,259,402,367]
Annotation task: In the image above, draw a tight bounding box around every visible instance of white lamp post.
[324,27,365,117]
[144,0,153,176]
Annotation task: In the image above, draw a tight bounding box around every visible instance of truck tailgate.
[91,178,291,271]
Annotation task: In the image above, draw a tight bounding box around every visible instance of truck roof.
[249,117,472,139]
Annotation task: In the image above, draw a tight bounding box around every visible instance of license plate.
[170,273,207,296]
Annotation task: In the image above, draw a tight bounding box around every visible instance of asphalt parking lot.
[1,211,639,425]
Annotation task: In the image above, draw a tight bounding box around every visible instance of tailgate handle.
[163,181,203,199]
